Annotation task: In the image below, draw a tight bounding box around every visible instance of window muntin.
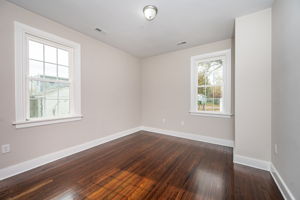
[191,50,231,116]
[26,35,73,120]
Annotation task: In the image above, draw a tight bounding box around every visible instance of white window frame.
[13,22,82,128]
[190,49,232,118]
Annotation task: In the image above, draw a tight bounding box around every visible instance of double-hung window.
[14,22,81,128]
[190,49,232,117]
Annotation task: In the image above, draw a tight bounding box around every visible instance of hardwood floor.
[0,131,283,200]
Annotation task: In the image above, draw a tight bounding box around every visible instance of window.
[190,49,232,117]
[14,22,81,128]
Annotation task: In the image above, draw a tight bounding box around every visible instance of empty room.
[0,0,299,199]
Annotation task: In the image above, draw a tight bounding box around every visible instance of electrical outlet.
[274,144,278,154]
[181,121,185,126]
[2,144,10,154]
[162,118,166,124]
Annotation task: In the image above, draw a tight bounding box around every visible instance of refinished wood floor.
[0,131,283,200]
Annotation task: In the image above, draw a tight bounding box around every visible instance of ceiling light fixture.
[143,5,158,21]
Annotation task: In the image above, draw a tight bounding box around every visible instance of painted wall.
[234,9,271,161]
[0,1,141,169]
[141,39,234,141]
[272,0,300,198]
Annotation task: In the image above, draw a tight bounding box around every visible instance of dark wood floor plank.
[0,131,283,200]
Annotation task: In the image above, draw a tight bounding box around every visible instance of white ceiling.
[8,0,273,58]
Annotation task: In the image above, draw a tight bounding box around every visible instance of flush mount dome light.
[143,5,158,21]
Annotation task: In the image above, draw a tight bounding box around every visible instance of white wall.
[0,1,141,169]
[272,0,300,199]
[234,9,272,161]
[141,39,234,141]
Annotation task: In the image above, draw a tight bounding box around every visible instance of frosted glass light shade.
[143,5,158,21]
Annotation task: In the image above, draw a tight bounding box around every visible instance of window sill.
[13,115,83,129]
[189,111,233,118]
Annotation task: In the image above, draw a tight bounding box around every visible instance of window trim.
[190,49,232,117]
[14,21,82,128]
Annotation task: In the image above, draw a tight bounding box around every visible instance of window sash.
[197,57,225,113]
[197,86,224,112]
[25,34,74,120]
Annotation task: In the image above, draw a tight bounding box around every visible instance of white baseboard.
[141,126,234,147]
[233,154,271,171]
[271,164,296,200]
[0,126,142,181]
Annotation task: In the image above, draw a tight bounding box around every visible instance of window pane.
[198,101,205,111]
[214,86,223,99]
[45,99,58,117]
[29,80,45,118]
[58,49,69,66]
[206,87,213,98]
[30,98,44,118]
[58,83,70,99]
[45,63,57,79]
[198,87,205,95]
[212,63,223,85]
[198,87,206,108]
[198,61,212,86]
[197,87,206,111]
[29,60,43,78]
[44,82,59,100]
[214,86,223,112]
[58,99,70,115]
[198,59,223,86]
[205,98,214,111]
[198,95,205,112]
[198,70,206,86]
[45,45,57,63]
[58,65,69,80]
[213,98,221,112]
[207,59,222,85]
[29,40,43,61]
[30,80,44,98]
[197,87,214,112]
